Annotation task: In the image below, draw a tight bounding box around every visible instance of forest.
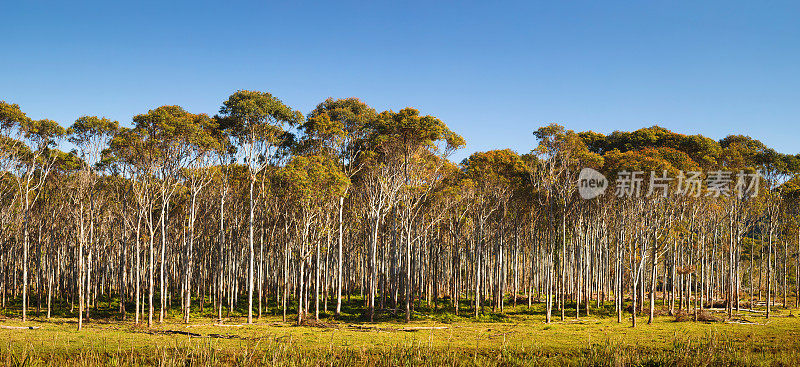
[1,91,800,364]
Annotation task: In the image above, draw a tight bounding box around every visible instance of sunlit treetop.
[133,105,205,143]
[782,175,800,201]
[0,135,30,160]
[19,118,66,149]
[107,127,149,166]
[534,124,603,169]
[579,126,720,169]
[300,97,377,154]
[369,107,465,157]
[603,149,679,177]
[69,116,119,142]
[463,149,527,195]
[219,90,303,145]
[277,154,349,206]
[576,126,799,176]
[0,101,29,132]
[53,149,84,173]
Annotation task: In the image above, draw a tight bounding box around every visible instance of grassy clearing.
[0,297,798,366]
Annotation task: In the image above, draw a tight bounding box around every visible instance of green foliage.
[370,107,464,158]
[69,115,119,143]
[300,97,376,158]
[133,105,207,144]
[52,149,84,172]
[782,175,800,200]
[219,90,302,146]
[108,126,148,166]
[19,118,66,148]
[579,126,723,170]
[602,147,699,176]
[534,123,603,169]
[0,135,30,160]
[0,101,29,131]
[278,155,349,205]
[464,149,527,194]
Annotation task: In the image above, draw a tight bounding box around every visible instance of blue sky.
[3,1,798,161]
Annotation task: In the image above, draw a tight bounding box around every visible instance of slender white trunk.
[336,197,344,315]
[248,178,255,324]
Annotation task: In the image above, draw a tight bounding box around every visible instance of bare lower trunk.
[336,197,344,315]
[247,179,255,324]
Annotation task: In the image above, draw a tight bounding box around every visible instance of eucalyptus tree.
[96,157,134,319]
[0,103,27,295]
[300,98,375,315]
[179,115,218,323]
[359,147,403,320]
[463,149,526,317]
[108,127,152,324]
[68,116,119,330]
[40,151,81,319]
[532,124,602,322]
[0,102,28,173]
[126,105,207,326]
[602,146,693,325]
[760,153,788,319]
[417,160,471,313]
[716,139,762,316]
[437,165,474,315]
[3,107,66,322]
[219,90,302,324]
[208,118,236,322]
[783,175,800,308]
[3,96,800,331]
[716,135,789,317]
[367,107,464,322]
[278,155,348,324]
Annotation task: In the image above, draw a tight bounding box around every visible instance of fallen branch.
[149,330,202,337]
[347,325,448,332]
[400,326,449,331]
[347,324,385,331]
[208,333,246,339]
[706,308,765,314]
[0,325,39,330]
[725,321,761,325]
[184,323,214,328]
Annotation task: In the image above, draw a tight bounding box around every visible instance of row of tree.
[0,91,798,331]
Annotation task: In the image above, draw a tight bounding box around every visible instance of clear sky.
[3,1,798,162]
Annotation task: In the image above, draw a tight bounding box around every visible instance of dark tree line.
[0,92,799,330]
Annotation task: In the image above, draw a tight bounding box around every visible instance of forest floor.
[0,297,797,366]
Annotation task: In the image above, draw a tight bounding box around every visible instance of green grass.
[0,296,798,366]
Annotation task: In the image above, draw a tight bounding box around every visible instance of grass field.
[0,297,798,366]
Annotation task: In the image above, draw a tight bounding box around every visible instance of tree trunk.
[336,197,344,315]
